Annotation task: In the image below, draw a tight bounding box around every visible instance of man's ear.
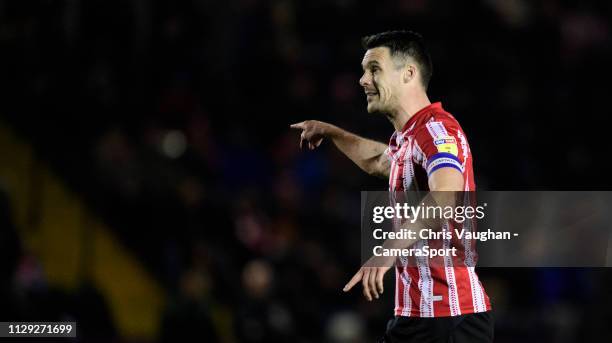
[403,65,416,84]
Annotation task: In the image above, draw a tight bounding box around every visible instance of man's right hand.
[290,120,333,150]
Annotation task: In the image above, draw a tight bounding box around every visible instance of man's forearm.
[290,120,390,178]
[325,124,389,178]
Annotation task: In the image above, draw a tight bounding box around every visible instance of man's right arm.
[290,120,390,179]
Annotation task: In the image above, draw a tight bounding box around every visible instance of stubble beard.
[367,97,392,117]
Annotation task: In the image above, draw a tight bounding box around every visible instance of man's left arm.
[342,167,464,301]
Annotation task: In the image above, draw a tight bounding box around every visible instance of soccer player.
[291,31,493,342]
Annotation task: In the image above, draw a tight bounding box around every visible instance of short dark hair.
[361,30,433,89]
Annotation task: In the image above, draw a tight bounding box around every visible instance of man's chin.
[366,102,377,113]
[366,104,384,115]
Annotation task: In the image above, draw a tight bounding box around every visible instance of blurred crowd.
[1,0,612,342]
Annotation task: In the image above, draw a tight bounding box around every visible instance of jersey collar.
[388,102,443,149]
[400,102,442,134]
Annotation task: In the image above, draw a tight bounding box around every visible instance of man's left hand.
[343,255,395,301]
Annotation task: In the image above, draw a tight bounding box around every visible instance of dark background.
[1,0,612,342]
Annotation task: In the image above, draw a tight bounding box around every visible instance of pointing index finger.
[290,122,305,129]
[343,269,363,292]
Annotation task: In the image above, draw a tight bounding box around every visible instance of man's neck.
[387,92,431,132]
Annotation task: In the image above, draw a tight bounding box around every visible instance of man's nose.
[359,73,370,87]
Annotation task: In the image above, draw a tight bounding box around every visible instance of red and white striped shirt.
[385,102,491,317]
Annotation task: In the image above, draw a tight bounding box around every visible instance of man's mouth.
[365,91,378,99]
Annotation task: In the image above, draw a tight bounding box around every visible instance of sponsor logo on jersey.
[434,136,458,155]
[434,137,456,145]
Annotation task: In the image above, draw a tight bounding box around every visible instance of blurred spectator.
[1,0,612,341]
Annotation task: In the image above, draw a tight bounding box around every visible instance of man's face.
[359,47,403,114]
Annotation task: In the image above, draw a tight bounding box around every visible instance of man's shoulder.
[429,108,460,124]
[413,110,462,133]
